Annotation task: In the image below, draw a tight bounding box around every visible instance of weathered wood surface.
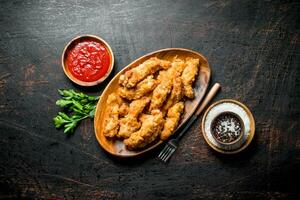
[0,0,299,199]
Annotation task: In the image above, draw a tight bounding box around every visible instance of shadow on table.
[98,133,259,166]
[100,143,166,166]
[211,133,259,164]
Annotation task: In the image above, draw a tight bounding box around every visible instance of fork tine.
[161,146,172,161]
[158,146,169,160]
[161,145,172,161]
[159,145,170,161]
[163,148,175,162]
[158,144,169,158]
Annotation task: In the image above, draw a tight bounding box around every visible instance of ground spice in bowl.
[211,112,243,144]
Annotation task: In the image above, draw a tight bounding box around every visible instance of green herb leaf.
[58,112,71,120]
[53,116,64,128]
[56,99,73,108]
[64,122,76,134]
[53,89,99,134]
[72,100,83,110]
[89,109,95,118]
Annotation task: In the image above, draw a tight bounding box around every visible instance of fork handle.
[195,83,221,116]
[175,115,198,141]
[175,83,221,141]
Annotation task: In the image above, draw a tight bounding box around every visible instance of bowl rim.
[201,99,255,154]
[61,34,114,86]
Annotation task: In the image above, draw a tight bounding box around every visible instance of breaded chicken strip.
[149,79,172,111]
[161,102,185,140]
[118,97,151,138]
[181,57,199,98]
[157,58,186,82]
[124,110,164,150]
[119,75,158,100]
[126,96,151,118]
[169,57,186,77]
[119,57,171,88]
[118,119,140,139]
[150,58,186,111]
[163,77,184,113]
[139,114,151,123]
[103,93,122,138]
[119,102,129,117]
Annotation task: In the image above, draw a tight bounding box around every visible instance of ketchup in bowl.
[66,39,111,82]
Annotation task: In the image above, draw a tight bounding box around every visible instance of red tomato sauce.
[66,39,110,82]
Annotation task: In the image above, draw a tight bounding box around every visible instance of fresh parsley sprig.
[53,89,99,134]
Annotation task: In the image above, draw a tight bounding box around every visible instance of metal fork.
[158,83,221,162]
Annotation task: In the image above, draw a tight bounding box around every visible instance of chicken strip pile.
[118,97,151,138]
[119,57,171,88]
[161,102,185,140]
[181,57,199,98]
[119,75,158,100]
[124,110,164,150]
[102,56,201,150]
[103,93,122,138]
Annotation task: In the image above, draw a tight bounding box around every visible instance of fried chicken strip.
[124,110,164,150]
[119,103,129,117]
[149,79,172,111]
[103,93,122,138]
[118,97,151,138]
[119,75,158,100]
[150,58,186,111]
[181,57,199,98]
[119,57,171,88]
[139,114,150,123]
[163,77,184,113]
[161,102,185,140]
[157,58,186,82]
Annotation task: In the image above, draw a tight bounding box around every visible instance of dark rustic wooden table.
[0,0,299,199]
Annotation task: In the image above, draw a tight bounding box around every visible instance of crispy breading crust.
[103,93,122,138]
[118,97,151,138]
[161,102,185,140]
[119,103,129,117]
[119,57,171,88]
[119,75,158,100]
[124,110,164,150]
[150,58,186,111]
[163,77,184,113]
[181,57,199,98]
[149,80,172,111]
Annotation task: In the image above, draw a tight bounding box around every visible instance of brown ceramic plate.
[94,48,211,157]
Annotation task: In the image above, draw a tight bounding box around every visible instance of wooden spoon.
[94,48,211,157]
